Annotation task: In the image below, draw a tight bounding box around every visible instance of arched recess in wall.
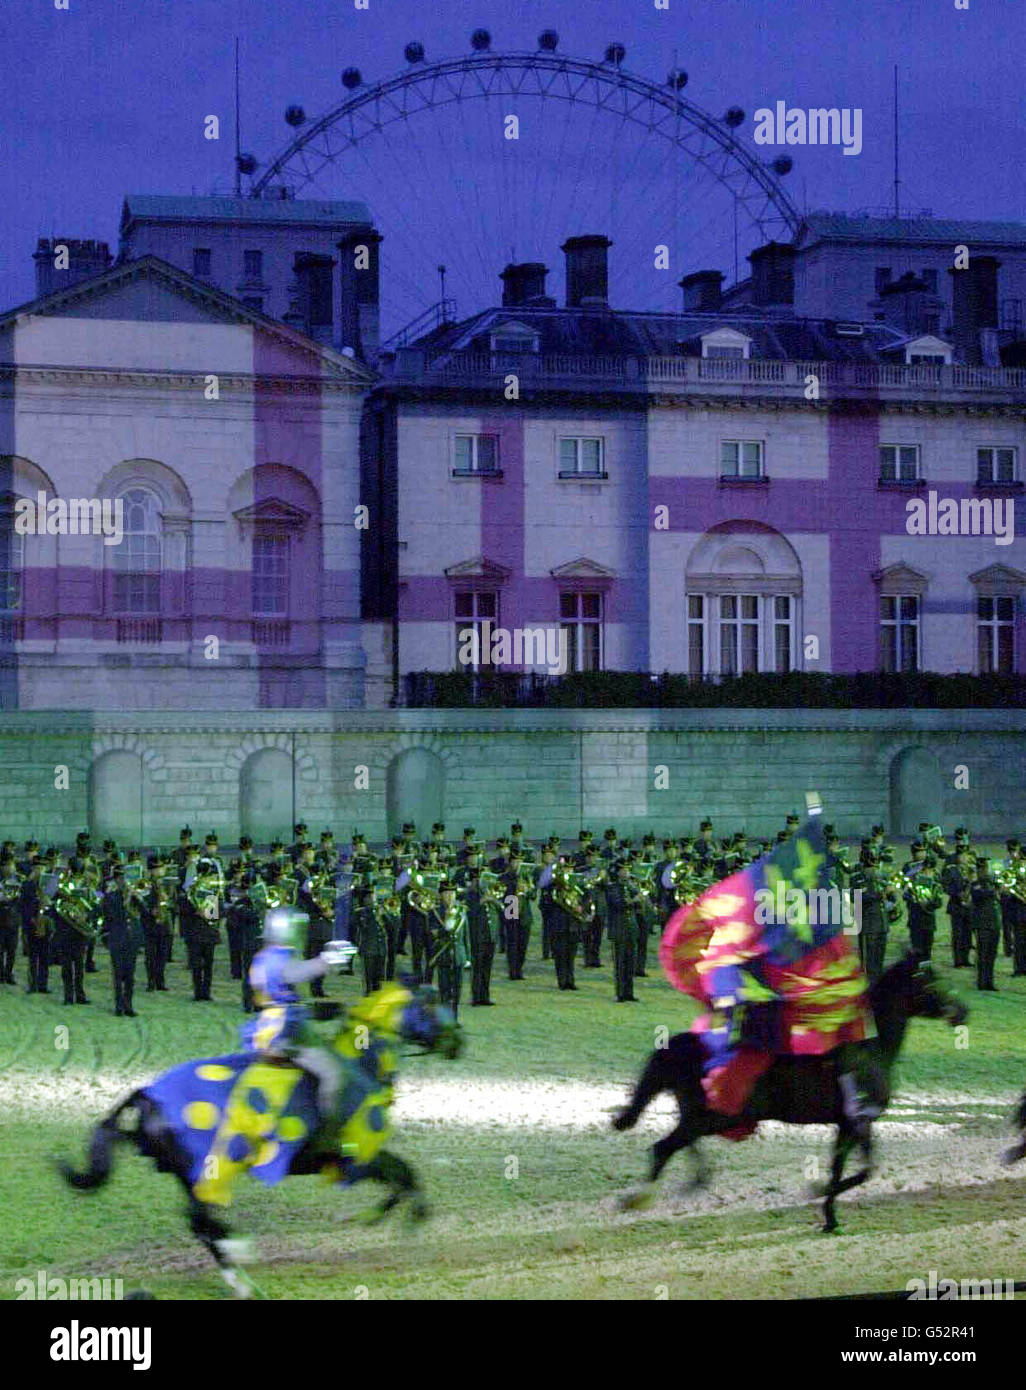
[889,746,943,836]
[88,750,143,845]
[239,747,295,846]
[386,747,445,840]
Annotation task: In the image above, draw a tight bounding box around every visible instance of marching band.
[3,816,1025,1017]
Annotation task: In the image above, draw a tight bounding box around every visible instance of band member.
[537,846,558,960]
[223,860,246,980]
[103,864,144,1017]
[1000,839,1022,960]
[140,855,172,991]
[942,847,974,968]
[235,872,264,1013]
[0,853,21,983]
[550,860,587,991]
[186,853,221,1002]
[605,859,639,1002]
[851,847,889,983]
[21,858,51,994]
[904,852,943,962]
[53,857,93,1006]
[579,845,604,968]
[971,859,1002,992]
[172,826,194,870]
[466,866,500,1006]
[353,873,387,997]
[297,842,332,997]
[430,881,469,1021]
[503,850,533,981]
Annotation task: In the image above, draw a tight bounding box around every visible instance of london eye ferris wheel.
[237,28,800,342]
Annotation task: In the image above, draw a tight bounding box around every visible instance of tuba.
[552,865,595,925]
[54,871,99,939]
[408,870,441,916]
[188,868,224,924]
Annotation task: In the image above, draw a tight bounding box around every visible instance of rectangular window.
[454,434,498,474]
[874,267,892,295]
[559,591,602,672]
[705,345,746,360]
[978,595,1015,675]
[0,528,23,611]
[252,534,289,616]
[880,594,920,672]
[773,595,794,673]
[559,437,604,477]
[719,594,759,675]
[687,594,705,676]
[454,590,497,668]
[977,446,1017,484]
[243,249,263,280]
[879,444,920,483]
[193,248,212,278]
[721,440,763,479]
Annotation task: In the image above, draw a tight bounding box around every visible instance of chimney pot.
[500,261,548,307]
[949,255,1000,366]
[679,270,724,312]
[747,241,795,307]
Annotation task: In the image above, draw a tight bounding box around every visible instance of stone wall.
[0,707,1021,848]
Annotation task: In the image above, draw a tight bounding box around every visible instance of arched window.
[112,488,162,614]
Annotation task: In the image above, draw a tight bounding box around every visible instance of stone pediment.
[444,556,511,583]
[872,562,929,593]
[550,557,616,582]
[232,496,310,530]
[968,563,1026,592]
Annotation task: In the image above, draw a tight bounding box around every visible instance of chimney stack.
[748,241,795,307]
[949,255,1001,366]
[562,235,612,308]
[680,270,724,313]
[875,271,940,338]
[337,226,382,362]
[33,237,112,298]
[500,262,549,307]
[291,252,336,345]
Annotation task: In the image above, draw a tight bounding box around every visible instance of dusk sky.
[3,0,1024,331]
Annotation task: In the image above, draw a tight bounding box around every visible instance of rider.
[242,907,353,1128]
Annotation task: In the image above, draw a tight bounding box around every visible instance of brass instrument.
[53,871,100,939]
[370,872,401,922]
[187,869,224,924]
[552,864,596,925]
[308,870,337,920]
[995,862,1026,905]
[478,868,506,907]
[408,870,442,916]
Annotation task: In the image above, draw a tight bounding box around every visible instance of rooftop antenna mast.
[892,63,900,220]
[233,36,242,197]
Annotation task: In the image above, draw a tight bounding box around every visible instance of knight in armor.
[242,908,349,1126]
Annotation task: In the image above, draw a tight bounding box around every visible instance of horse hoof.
[220,1266,256,1299]
[618,1187,654,1212]
[1002,1143,1026,1167]
[611,1112,633,1132]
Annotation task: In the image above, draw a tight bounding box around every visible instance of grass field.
[2,913,1025,1301]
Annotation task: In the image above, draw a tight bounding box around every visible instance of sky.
[2,0,1024,325]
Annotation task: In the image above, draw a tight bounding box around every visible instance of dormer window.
[489,320,539,355]
[700,327,752,360]
[904,335,952,366]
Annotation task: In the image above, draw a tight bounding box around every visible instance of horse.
[1001,1091,1026,1166]
[612,954,967,1232]
[60,981,462,1296]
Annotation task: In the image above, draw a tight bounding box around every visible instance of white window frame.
[879,444,920,483]
[251,532,290,617]
[700,328,752,360]
[453,434,499,475]
[453,589,499,670]
[879,594,920,672]
[977,595,1015,675]
[558,590,603,672]
[559,436,605,478]
[112,487,162,616]
[720,439,764,480]
[977,446,1018,485]
[687,591,797,676]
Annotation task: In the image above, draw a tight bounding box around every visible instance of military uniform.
[942,858,974,968]
[971,871,1002,991]
[20,868,50,993]
[605,872,638,1002]
[430,893,469,1020]
[0,861,20,983]
[851,860,888,983]
[103,876,144,1016]
[466,882,500,1005]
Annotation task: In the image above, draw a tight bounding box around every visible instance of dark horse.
[60,983,462,1296]
[1001,1091,1026,1167]
[613,954,967,1232]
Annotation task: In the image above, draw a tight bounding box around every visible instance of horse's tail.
[58,1091,144,1191]
[613,1033,700,1131]
[1002,1088,1026,1165]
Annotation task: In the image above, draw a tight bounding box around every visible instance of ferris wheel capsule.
[404,41,425,64]
[471,29,491,52]
[538,30,559,51]
[724,106,746,128]
[341,67,362,89]
[605,43,626,67]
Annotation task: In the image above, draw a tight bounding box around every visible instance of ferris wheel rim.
[249,49,801,240]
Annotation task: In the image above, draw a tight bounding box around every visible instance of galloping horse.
[613,955,967,1232]
[61,981,462,1295]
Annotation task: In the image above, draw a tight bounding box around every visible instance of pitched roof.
[798,212,1026,247]
[120,194,371,229]
[0,255,375,381]
[415,304,905,364]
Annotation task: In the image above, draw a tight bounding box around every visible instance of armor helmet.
[263,907,309,950]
